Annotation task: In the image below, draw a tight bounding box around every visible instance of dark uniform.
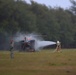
[56,41,61,52]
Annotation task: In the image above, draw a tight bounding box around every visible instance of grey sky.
[25,0,72,9]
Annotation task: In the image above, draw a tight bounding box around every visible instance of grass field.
[0,49,76,75]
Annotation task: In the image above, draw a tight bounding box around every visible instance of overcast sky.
[25,0,72,9]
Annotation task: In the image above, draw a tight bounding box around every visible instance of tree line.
[0,0,76,48]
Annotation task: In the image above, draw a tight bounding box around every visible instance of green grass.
[0,49,76,75]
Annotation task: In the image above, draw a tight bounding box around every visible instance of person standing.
[55,40,61,52]
[10,38,14,59]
